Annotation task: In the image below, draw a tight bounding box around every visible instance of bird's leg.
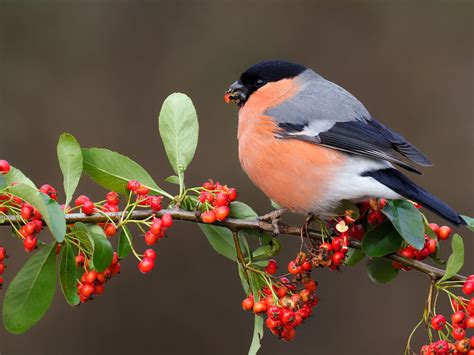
[302,212,316,240]
[258,208,287,235]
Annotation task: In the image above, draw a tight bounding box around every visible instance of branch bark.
[0,209,466,282]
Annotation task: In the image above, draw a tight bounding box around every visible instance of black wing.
[279,119,432,175]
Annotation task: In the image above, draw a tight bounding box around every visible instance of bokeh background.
[0,1,473,354]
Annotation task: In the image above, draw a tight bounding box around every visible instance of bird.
[224,60,465,225]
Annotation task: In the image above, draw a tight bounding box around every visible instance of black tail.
[363,168,465,226]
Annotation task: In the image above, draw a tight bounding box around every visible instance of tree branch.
[0,209,466,282]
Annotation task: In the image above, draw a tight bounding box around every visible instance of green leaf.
[461,215,474,232]
[0,174,6,189]
[82,148,170,198]
[362,221,403,257]
[423,214,438,240]
[439,234,464,282]
[158,93,199,191]
[238,264,250,295]
[198,224,238,261]
[366,257,399,284]
[248,315,264,355]
[382,199,424,250]
[59,242,80,306]
[4,166,36,188]
[345,248,365,266]
[57,133,83,207]
[118,225,133,259]
[251,239,281,261]
[229,201,258,219]
[73,222,113,272]
[3,242,57,333]
[164,175,181,185]
[7,184,66,242]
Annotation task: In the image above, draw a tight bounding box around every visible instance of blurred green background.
[0,1,472,354]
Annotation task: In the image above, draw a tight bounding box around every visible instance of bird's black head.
[225,60,307,106]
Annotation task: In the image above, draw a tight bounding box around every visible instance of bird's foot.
[302,212,316,238]
[258,208,287,235]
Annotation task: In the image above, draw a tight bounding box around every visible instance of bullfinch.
[224,60,465,225]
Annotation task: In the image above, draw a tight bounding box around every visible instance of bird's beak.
[224,80,248,105]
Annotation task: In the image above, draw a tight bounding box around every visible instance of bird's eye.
[255,79,266,87]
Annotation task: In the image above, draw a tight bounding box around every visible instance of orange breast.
[237,79,346,212]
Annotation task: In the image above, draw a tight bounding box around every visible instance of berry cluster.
[242,254,318,341]
[76,252,121,303]
[420,276,474,354]
[0,245,6,289]
[198,180,237,223]
[309,220,352,270]
[127,180,163,211]
[393,224,452,270]
[1,194,45,252]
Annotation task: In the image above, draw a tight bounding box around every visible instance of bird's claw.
[258,208,287,236]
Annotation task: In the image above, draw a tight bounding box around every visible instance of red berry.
[104,224,116,237]
[452,327,466,341]
[252,300,267,315]
[161,213,173,228]
[288,261,301,275]
[276,287,287,299]
[93,283,105,295]
[466,316,474,329]
[429,223,440,234]
[84,270,97,284]
[301,260,312,272]
[319,242,333,252]
[75,255,85,266]
[21,205,33,220]
[138,258,154,273]
[426,239,437,255]
[332,251,345,266]
[82,200,95,215]
[281,309,296,327]
[0,160,11,174]
[265,317,281,330]
[148,196,162,211]
[265,259,278,275]
[105,191,119,205]
[127,180,140,192]
[368,210,384,225]
[399,248,415,259]
[215,192,228,207]
[463,281,474,295]
[150,220,162,235]
[0,247,6,261]
[215,206,230,221]
[242,296,254,311]
[0,263,5,274]
[280,327,296,341]
[144,231,157,245]
[452,311,466,326]
[143,249,156,260]
[304,280,317,292]
[267,305,282,320]
[23,235,37,252]
[437,226,452,240]
[74,195,90,207]
[227,188,237,201]
[80,284,94,298]
[431,314,446,330]
[136,185,149,196]
[201,210,216,224]
[455,339,471,353]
